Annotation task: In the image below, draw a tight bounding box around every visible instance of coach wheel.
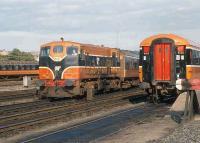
[145,89,152,95]
[152,88,160,104]
[152,94,160,104]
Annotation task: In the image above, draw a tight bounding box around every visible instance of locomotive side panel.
[62,66,121,80]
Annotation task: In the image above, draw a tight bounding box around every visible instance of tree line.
[0,48,35,61]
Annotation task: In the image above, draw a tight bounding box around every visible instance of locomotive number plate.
[55,66,61,71]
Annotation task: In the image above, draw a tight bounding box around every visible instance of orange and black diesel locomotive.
[37,39,139,99]
[139,34,200,103]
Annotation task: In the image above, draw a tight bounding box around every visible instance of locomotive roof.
[41,41,117,50]
[41,41,80,47]
[140,34,200,50]
[41,41,119,57]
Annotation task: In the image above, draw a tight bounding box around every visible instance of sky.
[0,0,200,52]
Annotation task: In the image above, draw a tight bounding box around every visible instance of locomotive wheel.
[37,94,46,100]
[36,90,40,99]
[48,97,56,102]
[36,90,46,100]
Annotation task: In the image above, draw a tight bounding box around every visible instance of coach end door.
[154,43,171,81]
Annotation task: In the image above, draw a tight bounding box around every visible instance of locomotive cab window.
[53,46,63,53]
[67,46,78,56]
[40,47,50,56]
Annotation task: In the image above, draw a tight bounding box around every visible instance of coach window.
[192,50,199,65]
[185,49,191,65]
[40,47,50,56]
[53,46,63,53]
[67,46,78,56]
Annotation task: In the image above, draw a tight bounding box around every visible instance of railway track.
[0,100,49,115]
[0,80,37,87]
[0,88,140,116]
[0,90,36,105]
[0,80,22,86]
[20,102,169,143]
[0,93,34,102]
[0,89,146,137]
[93,104,169,142]
[0,99,77,116]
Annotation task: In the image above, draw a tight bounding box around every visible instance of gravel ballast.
[154,120,200,143]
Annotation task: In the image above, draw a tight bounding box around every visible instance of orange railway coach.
[139,34,200,103]
[0,61,38,79]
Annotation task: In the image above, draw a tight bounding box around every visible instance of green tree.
[21,52,35,61]
[8,48,21,60]
[8,48,35,61]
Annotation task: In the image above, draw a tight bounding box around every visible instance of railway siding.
[0,89,145,137]
[0,89,37,106]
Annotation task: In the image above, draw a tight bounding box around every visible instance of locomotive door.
[154,43,171,81]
